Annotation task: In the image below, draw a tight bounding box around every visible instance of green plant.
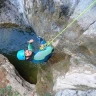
[0,86,20,96]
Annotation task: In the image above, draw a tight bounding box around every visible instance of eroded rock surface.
[0,0,96,96]
[0,0,28,26]
[23,0,96,95]
[0,54,37,96]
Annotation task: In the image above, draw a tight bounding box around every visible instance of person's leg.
[37,36,46,44]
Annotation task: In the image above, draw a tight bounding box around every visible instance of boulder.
[0,54,37,96]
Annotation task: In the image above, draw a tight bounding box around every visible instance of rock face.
[0,0,96,96]
[0,54,37,96]
[0,0,28,26]
[55,89,96,96]
[23,0,79,37]
[53,60,96,92]
[23,0,96,95]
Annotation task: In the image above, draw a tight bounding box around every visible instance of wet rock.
[0,0,96,96]
[52,54,96,95]
[53,59,96,91]
[23,0,96,95]
[71,0,96,30]
[23,0,79,37]
[55,89,96,96]
[0,54,37,96]
[79,22,96,65]
[0,0,28,26]
[23,0,67,37]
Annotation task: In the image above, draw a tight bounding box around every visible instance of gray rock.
[0,0,96,96]
[55,89,96,96]
[0,0,29,26]
[0,54,37,96]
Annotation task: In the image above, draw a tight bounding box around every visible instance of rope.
[48,0,96,45]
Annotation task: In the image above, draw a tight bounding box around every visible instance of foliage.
[0,86,21,96]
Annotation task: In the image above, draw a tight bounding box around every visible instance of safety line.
[49,0,96,45]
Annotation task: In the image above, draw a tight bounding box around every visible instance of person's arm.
[27,39,34,51]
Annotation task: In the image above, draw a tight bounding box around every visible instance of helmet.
[17,50,25,60]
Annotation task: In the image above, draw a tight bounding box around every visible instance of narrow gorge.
[0,0,96,96]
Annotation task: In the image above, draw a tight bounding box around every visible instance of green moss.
[0,23,20,28]
[0,23,34,33]
[0,86,21,96]
[4,53,38,84]
[36,64,54,96]
[75,59,79,65]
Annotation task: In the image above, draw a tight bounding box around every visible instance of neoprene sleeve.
[28,43,33,51]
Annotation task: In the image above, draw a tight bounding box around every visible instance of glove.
[40,44,44,50]
[46,41,50,46]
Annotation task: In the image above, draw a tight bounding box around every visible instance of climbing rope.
[47,0,96,45]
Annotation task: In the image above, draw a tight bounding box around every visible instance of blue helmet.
[17,50,25,60]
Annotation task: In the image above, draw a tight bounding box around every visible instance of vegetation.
[0,23,34,33]
[0,86,21,96]
[36,64,54,96]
